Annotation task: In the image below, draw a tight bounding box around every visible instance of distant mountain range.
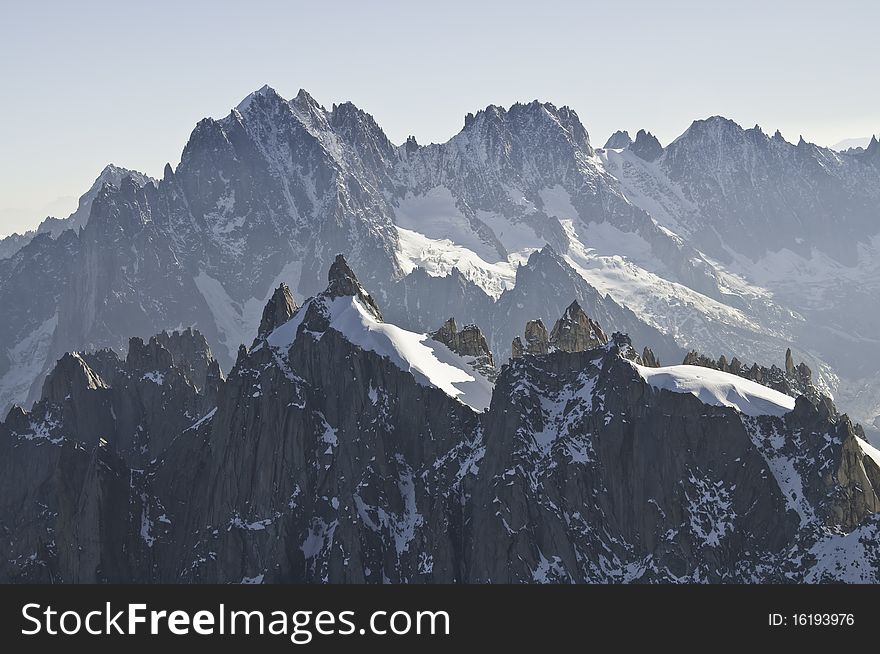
[0,87,878,439]
[832,136,877,151]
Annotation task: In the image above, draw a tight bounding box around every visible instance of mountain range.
[1,86,878,441]
[3,255,879,582]
[1,87,879,582]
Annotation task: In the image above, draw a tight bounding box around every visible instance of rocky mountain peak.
[459,100,592,155]
[329,100,380,130]
[258,283,299,339]
[235,83,280,112]
[153,328,222,392]
[291,88,326,123]
[126,335,174,373]
[124,330,219,392]
[549,300,608,352]
[785,347,796,375]
[629,129,663,161]
[604,130,633,149]
[863,135,880,162]
[329,100,397,170]
[641,346,660,367]
[431,317,494,364]
[513,301,610,359]
[41,352,108,405]
[512,319,550,357]
[180,117,230,166]
[326,254,383,319]
[24,163,156,239]
[515,244,561,277]
[669,115,745,152]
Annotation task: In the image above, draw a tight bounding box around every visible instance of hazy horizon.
[1,0,878,235]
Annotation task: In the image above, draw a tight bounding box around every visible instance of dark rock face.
[548,301,608,352]
[642,346,660,367]
[629,129,663,161]
[431,318,496,380]
[469,336,880,582]
[604,130,633,149]
[3,261,880,583]
[513,300,608,358]
[7,329,220,461]
[520,320,550,355]
[257,284,298,340]
[154,328,223,394]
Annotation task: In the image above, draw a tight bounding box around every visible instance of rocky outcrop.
[469,333,880,582]
[327,254,383,319]
[257,284,298,340]
[513,301,608,358]
[41,351,109,403]
[683,348,818,402]
[641,346,660,367]
[548,301,608,352]
[629,129,663,161]
[431,318,489,359]
[512,319,550,357]
[0,164,155,260]
[154,328,223,394]
[431,318,496,380]
[494,247,683,364]
[6,329,220,460]
[603,130,633,149]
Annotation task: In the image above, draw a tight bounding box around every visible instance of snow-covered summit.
[266,256,494,411]
[235,83,279,112]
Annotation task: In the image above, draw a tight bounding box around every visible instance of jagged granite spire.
[431,317,496,379]
[126,336,175,372]
[604,130,633,149]
[512,319,550,357]
[862,135,880,163]
[549,300,608,352]
[41,352,108,405]
[641,346,660,367]
[512,302,608,358]
[258,283,299,339]
[629,129,663,161]
[327,254,383,320]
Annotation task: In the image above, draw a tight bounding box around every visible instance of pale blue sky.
[1,0,878,234]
